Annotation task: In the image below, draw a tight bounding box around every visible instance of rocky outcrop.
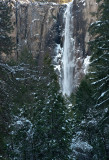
[15,1,63,64]
[4,0,64,64]
[73,0,98,56]
[8,0,98,60]
[70,0,98,89]
[2,0,98,91]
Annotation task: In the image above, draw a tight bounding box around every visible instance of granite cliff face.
[10,0,65,65]
[69,0,98,89]
[4,0,98,91]
[9,0,97,58]
[73,0,98,55]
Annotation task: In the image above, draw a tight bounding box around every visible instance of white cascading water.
[62,0,74,96]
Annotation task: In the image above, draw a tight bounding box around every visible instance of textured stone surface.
[2,0,98,91]
[15,1,61,61]
[5,0,97,59]
[3,0,64,63]
[71,0,98,89]
[73,0,97,56]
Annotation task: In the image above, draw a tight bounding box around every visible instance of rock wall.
[2,0,98,90]
[3,0,64,64]
[14,1,64,65]
[73,0,98,55]
[7,0,97,60]
[70,0,98,89]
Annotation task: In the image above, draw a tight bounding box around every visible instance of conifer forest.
[0,0,109,159]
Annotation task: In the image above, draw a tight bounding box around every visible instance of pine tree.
[88,0,109,159]
[0,0,14,55]
[4,53,73,159]
[0,1,14,158]
[70,78,96,160]
[32,54,72,160]
[0,64,15,159]
[70,1,109,157]
[89,0,109,107]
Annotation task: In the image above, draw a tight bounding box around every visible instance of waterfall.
[62,0,74,96]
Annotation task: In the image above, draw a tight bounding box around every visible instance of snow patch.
[80,0,86,6]
[32,19,40,23]
[83,56,90,74]
[13,0,30,4]
[62,127,65,130]
[105,108,108,113]
[54,65,61,72]
[72,138,93,151]
[54,44,62,73]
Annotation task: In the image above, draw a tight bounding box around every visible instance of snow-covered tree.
[89,0,109,108]
[32,54,73,160]
[0,1,14,158]
[0,0,14,55]
[89,1,109,158]
[70,1,109,159]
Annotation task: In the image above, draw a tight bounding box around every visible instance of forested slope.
[71,0,109,159]
[0,0,109,160]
